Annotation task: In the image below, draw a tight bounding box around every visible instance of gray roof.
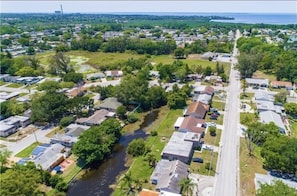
[161,132,193,158]
[193,94,212,104]
[86,72,105,80]
[246,78,269,86]
[255,100,275,112]
[65,124,90,137]
[97,97,122,111]
[254,91,274,102]
[151,159,189,194]
[34,143,64,170]
[259,111,286,133]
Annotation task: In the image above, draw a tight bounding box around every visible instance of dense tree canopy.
[72,118,122,164]
[256,180,297,196]
[261,136,297,174]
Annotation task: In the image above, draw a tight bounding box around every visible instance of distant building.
[245,78,269,88]
[259,111,286,134]
[96,97,123,112]
[75,109,115,126]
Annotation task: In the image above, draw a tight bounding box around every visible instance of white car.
[207,122,217,127]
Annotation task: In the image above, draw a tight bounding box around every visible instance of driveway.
[189,173,215,196]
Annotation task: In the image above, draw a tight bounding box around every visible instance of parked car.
[192,157,204,163]
[207,122,216,127]
[210,116,218,120]
[203,145,214,151]
[210,108,218,112]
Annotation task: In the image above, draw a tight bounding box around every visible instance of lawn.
[113,106,183,195]
[203,129,222,147]
[240,92,254,100]
[15,142,40,158]
[211,100,226,112]
[61,155,86,184]
[289,120,297,138]
[45,127,64,138]
[240,113,257,126]
[240,138,266,196]
[253,70,276,81]
[6,83,24,88]
[190,150,218,176]
[0,80,7,86]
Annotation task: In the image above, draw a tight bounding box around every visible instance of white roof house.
[161,132,194,164]
[246,78,269,87]
[259,111,286,134]
[254,91,274,102]
[255,100,276,112]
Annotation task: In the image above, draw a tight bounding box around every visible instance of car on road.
[192,157,204,163]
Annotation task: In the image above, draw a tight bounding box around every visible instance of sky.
[1,1,297,14]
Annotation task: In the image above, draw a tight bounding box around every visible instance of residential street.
[213,29,241,196]
[0,126,54,156]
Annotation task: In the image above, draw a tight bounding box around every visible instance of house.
[0,124,17,137]
[193,85,214,96]
[271,81,293,90]
[245,78,269,88]
[150,159,189,194]
[259,111,286,134]
[0,115,30,128]
[186,74,203,81]
[254,91,274,102]
[105,70,123,78]
[192,93,212,104]
[184,101,209,119]
[178,116,206,138]
[64,124,90,137]
[34,143,65,171]
[161,132,194,164]
[50,134,78,147]
[97,97,123,112]
[76,109,115,126]
[255,100,276,113]
[86,72,105,80]
[66,87,87,97]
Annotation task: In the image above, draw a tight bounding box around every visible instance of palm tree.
[179,177,195,196]
[146,153,157,167]
[120,172,135,195]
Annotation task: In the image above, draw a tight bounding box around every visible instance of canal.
[67,110,159,196]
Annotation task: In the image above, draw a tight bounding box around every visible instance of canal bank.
[66,109,161,196]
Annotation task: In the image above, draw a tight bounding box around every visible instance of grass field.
[15,142,39,158]
[240,113,257,126]
[61,155,86,184]
[190,150,218,176]
[289,120,297,138]
[203,129,222,147]
[45,127,64,138]
[205,113,224,125]
[240,138,266,196]
[240,92,254,100]
[36,51,230,75]
[211,100,226,112]
[6,83,24,88]
[253,70,276,81]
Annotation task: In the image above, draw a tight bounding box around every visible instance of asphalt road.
[213,30,241,196]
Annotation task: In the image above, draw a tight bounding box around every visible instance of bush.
[209,126,216,136]
[151,130,158,136]
[59,116,74,127]
[205,162,213,170]
[127,113,138,123]
[127,138,146,157]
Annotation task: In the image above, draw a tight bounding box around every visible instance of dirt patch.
[188,54,203,60]
[160,136,167,142]
[7,125,37,142]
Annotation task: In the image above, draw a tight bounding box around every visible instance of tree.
[16,66,36,77]
[237,53,260,78]
[127,138,146,157]
[48,52,72,75]
[174,48,186,59]
[204,66,212,76]
[145,153,157,167]
[116,105,127,120]
[284,102,297,117]
[0,149,12,170]
[31,92,68,123]
[72,120,122,164]
[63,72,83,84]
[274,91,288,104]
[179,177,195,196]
[261,136,297,174]
[146,86,167,109]
[26,46,35,55]
[37,80,61,92]
[209,126,216,136]
[256,180,297,196]
[59,116,74,127]
[167,92,186,109]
